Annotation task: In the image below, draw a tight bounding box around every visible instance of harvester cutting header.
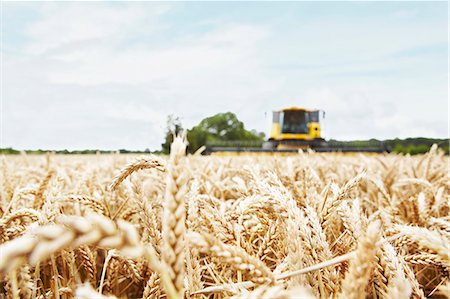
[207,107,388,153]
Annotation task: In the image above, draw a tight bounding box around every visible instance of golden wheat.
[0,144,448,298]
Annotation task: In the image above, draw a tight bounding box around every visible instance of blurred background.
[1,1,448,153]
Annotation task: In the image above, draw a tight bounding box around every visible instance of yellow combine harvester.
[264,107,323,150]
[207,107,388,154]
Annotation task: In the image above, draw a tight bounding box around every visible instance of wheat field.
[0,137,449,299]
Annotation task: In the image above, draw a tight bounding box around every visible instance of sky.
[2,1,448,151]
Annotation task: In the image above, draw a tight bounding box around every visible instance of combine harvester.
[206,107,389,154]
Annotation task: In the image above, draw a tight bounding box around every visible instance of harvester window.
[281,110,308,134]
[309,111,319,122]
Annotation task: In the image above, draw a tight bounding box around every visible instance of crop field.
[0,138,448,299]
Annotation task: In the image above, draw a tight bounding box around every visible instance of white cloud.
[24,3,170,54]
[45,23,269,86]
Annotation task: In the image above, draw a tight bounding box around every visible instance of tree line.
[160,112,265,154]
[0,112,448,155]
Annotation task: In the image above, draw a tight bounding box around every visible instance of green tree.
[186,112,264,153]
[0,147,20,154]
[161,115,184,154]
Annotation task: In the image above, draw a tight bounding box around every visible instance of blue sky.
[2,1,448,150]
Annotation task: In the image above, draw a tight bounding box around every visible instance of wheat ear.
[0,213,159,274]
[395,224,449,264]
[338,221,380,299]
[109,156,165,190]
[189,231,276,284]
[142,272,161,299]
[33,170,55,210]
[162,135,188,299]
